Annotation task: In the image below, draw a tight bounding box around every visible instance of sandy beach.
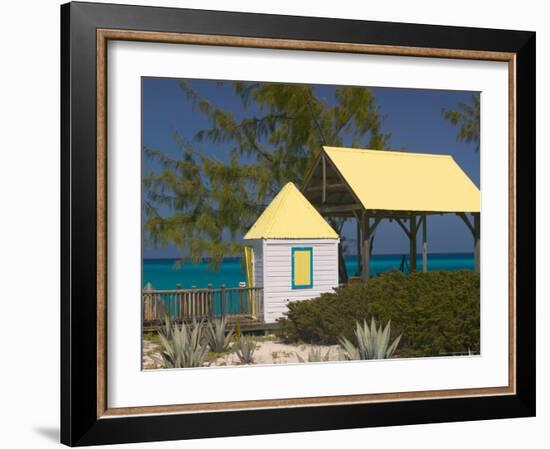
[142,336,342,369]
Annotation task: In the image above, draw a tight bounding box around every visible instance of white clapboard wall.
[252,239,339,323]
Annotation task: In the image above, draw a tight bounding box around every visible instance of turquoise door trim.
[291,247,313,289]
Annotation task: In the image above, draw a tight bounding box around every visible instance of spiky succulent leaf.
[309,347,331,362]
[296,347,331,363]
[236,336,257,364]
[339,318,402,360]
[339,336,361,360]
[157,319,209,368]
[207,318,234,353]
[385,333,402,358]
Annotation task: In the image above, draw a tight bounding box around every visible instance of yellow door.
[292,247,312,289]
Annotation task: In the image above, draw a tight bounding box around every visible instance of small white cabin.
[244,182,340,323]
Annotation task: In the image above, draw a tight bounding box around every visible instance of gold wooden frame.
[96,29,516,419]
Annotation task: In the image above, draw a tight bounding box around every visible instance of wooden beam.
[422,214,428,273]
[299,151,322,193]
[305,182,348,192]
[355,217,362,276]
[410,215,417,272]
[321,213,356,218]
[395,218,411,238]
[456,212,475,237]
[317,203,363,214]
[418,214,425,226]
[473,212,480,273]
[370,217,382,236]
[362,214,371,283]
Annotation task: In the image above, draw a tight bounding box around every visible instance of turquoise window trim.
[291,247,313,289]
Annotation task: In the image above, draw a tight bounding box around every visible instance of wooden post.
[220,284,226,318]
[191,286,196,318]
[422,215,428,273]
[239,289,244,316]
[208,284,214,320]
[473,213,480,273]
[143,282,152,323]
[362,214,371,283]
[410,215,417,272]
[355,218,362,276]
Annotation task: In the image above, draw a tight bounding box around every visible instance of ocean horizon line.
[143,251,475,262]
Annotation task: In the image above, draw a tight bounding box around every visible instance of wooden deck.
[143,286,264,330]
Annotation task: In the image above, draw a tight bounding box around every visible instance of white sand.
[211,340,342,366]
[142,337,343,369]
[142,340,164,369]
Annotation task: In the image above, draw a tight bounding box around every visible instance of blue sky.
[142,78,479,259]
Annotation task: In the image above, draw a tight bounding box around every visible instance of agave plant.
[157,317,209,368]
[339,318,402,360]
[158,313,174,340]
[236,336,257,364]
[207,318,235,353]
[296,347,331,363]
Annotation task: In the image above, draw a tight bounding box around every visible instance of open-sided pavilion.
[301,146,481,282]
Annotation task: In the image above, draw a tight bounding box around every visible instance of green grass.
[247,334,277,343]
[143,331,161,345]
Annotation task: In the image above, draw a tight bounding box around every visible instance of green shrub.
[277,270,480,358]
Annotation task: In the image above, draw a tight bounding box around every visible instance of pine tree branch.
[305,90,327,146]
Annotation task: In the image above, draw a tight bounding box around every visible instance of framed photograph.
[61,1,535,446]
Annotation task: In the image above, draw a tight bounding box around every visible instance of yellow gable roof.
[244,182,339,240]
[323,146,480,212]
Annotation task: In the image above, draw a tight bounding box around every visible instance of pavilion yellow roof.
[244,182,339,240]
[323,146,480,212]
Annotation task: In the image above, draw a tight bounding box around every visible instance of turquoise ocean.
[143,253,474,290]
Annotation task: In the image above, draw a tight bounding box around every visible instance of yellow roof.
[323,146,480,212]
[244,182,339,240]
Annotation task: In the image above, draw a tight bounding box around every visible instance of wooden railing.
[143,286,264,325]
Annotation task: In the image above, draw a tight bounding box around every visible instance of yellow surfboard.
[244,246,255,317]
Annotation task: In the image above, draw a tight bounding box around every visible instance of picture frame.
[60,1,535,446]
